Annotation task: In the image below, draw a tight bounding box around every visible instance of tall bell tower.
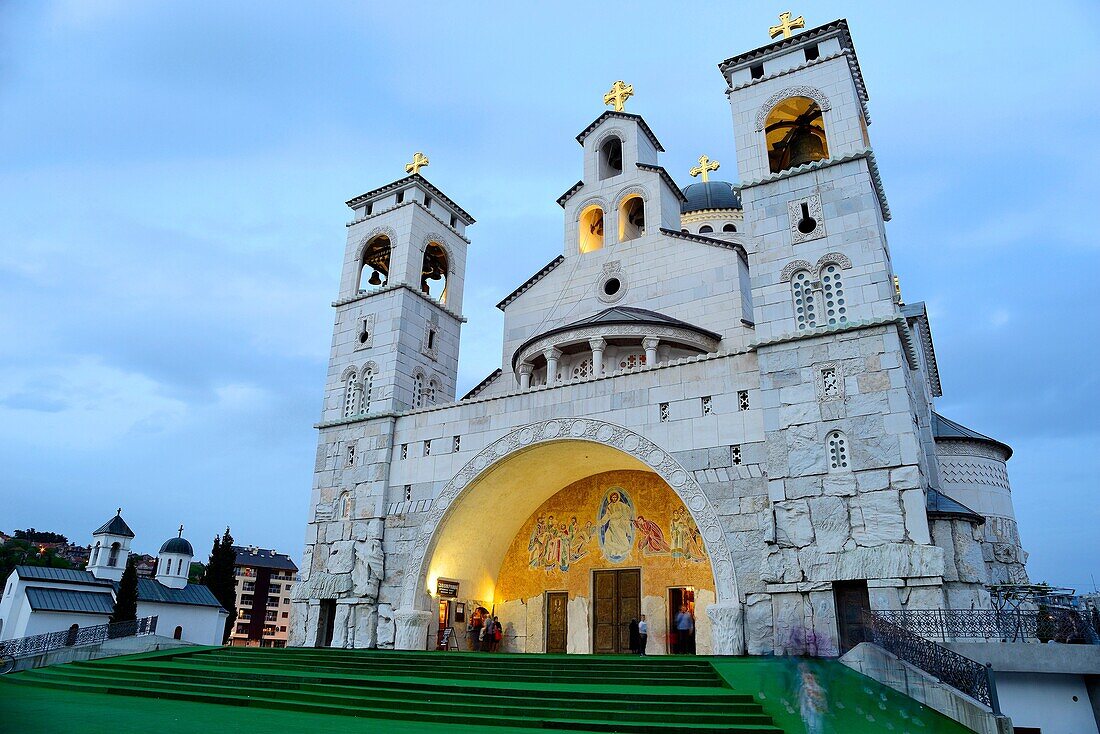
[323,155,475,423]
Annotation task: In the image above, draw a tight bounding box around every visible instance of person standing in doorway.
[674,605,694,654]
[480,616,494,652]
[628,618,640,654]
[638,615,648,656]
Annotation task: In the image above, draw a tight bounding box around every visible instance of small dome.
[681,181,741,214]
[159,537,194,556]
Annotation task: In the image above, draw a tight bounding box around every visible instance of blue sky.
[1,2,1097,589]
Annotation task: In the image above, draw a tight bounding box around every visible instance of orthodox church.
[290,18,1028,657]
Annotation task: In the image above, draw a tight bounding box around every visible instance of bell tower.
[323,155,474,423]
[721,18,896,342]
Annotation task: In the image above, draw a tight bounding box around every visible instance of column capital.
[518,362,534,376]
[543,346,563,360]
[588,337,607,351]
[642,336,661,350]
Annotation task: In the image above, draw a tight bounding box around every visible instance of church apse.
[494,470,716,654]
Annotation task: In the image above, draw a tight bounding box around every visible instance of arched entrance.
[395,419,744,654]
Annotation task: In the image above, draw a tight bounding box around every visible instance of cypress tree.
[201,528,238,644]
[111,555,139,624]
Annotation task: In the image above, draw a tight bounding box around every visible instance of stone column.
[706,601,746,656]
[518,362,533,390]
[393,608,433,650]
[642,336,660,367]
[588,338,606,377]
[544,347,562,385]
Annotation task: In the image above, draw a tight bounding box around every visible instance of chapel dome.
[159,536,194,556]
[681,181,741,214]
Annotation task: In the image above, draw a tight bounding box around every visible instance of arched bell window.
[91,541,101,566]
[173,626,183,640]
[579,205,604,253]
[108,542,120,567]
[358,235,391,291]
[599,137,623,179]
[421,242,449,304]
[764,96,829,174]
[618,196,645,242]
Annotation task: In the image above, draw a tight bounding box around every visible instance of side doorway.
[545,591,568,653]
[592,569,640,654]
[834,580,871,654]
[316,599,337,647]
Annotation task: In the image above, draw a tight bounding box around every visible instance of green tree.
[201,528,238,644]
[0,538,74,584]
[111,555,139,624]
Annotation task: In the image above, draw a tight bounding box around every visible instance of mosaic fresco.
[496,470,714,603]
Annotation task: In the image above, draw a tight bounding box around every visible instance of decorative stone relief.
[354,313,375,350]
[705,601,746,656]
[814,361,843,402]
[815,252,851,271]
[779,259,814,283]
[393,609,432,650]
[400,418,741,609]
[515,324,718,369]
[754,85,832,131]
[354,226,397,263]
[788,194,826,244]
[597,260,626,304]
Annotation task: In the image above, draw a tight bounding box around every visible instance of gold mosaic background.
[495,470,715,602]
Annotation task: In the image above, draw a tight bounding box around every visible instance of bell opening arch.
[395,418,744,654]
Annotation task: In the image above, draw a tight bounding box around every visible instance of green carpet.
[0,646,977,733]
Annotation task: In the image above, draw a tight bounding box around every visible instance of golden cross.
[603,80,634,112]
[690,155,720,183]
[769,11,805,39]
[404,152,429,175]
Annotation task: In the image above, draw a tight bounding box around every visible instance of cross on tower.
[690,155,720,183]
[769,11,805,39]
[405,152,429,175]
[603,81,634,112]
[178,524,184,538]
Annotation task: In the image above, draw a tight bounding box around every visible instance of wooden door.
[592,569,641,654]
[834,580,870,654]
[317,600,337,647]
[546,592,568,653]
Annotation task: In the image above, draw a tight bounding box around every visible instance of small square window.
[453,435,461,452]
[424,195,432,209]
[659,402,670,422]
[738,390,750,411]
[396,190,405,204]
[365,202,373,216]
[804,44,819,62]
[424,440,431,457]
[821,367,840,398]
[404,485,412,502]
[400,443,408,460]
[427,328,436,350]
[450,215,458,228]
[750,63,765,80]
[731,445,742,465]
[702,396,713,416]
[345,444,356,468]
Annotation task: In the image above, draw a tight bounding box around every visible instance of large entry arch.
[395,418,745,654]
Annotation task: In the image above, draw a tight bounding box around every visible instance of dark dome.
[159,537,194,556]
[681,181,741,214]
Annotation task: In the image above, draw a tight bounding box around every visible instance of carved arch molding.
[754,85,832,131]
[354,226,397,263]
[399,418,740,609]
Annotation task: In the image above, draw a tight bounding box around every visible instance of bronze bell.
[368,270,382,286]
[786,127,826,168]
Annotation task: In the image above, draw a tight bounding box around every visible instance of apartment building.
[229,545,297,648]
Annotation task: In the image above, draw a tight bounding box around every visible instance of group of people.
[469,611,503,652]
[629,605,696,655]
[627,615,650,655]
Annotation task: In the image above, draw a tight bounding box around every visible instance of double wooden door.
[592,569,640,654]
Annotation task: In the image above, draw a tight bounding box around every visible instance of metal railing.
[864,611,1000,713]
[0,615,158,664]
[873,608,1099,644]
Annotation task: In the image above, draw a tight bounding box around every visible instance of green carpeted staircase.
[5,646,781,733]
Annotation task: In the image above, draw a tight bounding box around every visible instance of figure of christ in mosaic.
[597,488,635,563]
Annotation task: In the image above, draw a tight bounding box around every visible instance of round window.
[603,278,621,296]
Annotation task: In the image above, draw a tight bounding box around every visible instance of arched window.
[91,541,101,566]
[579,206,604,253]
[343,371,360,418]
[339,492,351,519]
[173,626,183,640]
[618,196,645,242]
[765,96,829,174]
[412,373,424,409]
[359,367,374,414]
[722,223,737,233]
[108,542,120,567]
[358,235,391,291]
[791,270,817,330]
[572,359,592,380]
[421,242,449,303]
[699,225,714,234]
[426,378,439,405]
[826,431,850,471]
[599,137,623,179]
[819,263,847,326]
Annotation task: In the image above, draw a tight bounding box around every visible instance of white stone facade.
[293,19,1028,656]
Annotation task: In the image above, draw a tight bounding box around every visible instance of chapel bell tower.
[323,155,474,423]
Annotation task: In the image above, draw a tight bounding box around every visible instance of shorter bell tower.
[87,509,134,582]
